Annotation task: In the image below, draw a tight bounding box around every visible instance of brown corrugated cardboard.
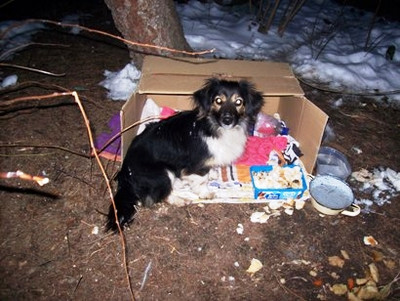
[121,55,328,173]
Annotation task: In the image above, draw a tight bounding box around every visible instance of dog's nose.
[222,113,234,125]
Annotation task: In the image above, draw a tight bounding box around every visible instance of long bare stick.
[0,42,69,61]
[17,19,215,57]
[2,91,135,300]
[96,115,165,156]
[0,170,49,186]
[0,142,91,158]
[70,91,135,301]
[364,0,382,50]
[0,62,66,77]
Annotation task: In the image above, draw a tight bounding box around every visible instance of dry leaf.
[236,223,244,235]
[328,256,345,268]
[371,250,384,262]
[284,207,294,215]
[246,258,263,275]
[262,205,271,213]
[378,282,394,300]
[331,283,348,295]
[340,250,350,260]
[294,199,305,210]
[250,212,270,223]
[357,281,379,299]
[268,199,283,210]
[363,236,378,246]
[368,262,379,283]
[291,259,311,265]
[383,259,396,269]
[283,198,295,208]
[347,292,362,301]
[356,278,368,286]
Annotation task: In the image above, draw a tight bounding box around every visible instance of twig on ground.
[0,62,66,77]
[274,273,307,301]
[140,261,153,291]
[0,142,91,158]
[1,90,136,301]
[70,90,135,301]
[13,19,215,57]
[0,41,69,61]
[0,81,100,109]
[96,115,164,156]
[74,275,83,293]
[0,170,49,186]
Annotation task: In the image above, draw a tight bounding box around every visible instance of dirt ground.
[1,1,400,300]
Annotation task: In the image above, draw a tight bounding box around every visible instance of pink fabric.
[160,106,176,118]
[235,136,288,165]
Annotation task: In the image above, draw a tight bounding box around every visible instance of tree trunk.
[104,0,192,68]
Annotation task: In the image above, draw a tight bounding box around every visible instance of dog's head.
[193,78,264,129]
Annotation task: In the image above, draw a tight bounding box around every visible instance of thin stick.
[96,115,166,155]
[0,62,66,77]
[139,260,152,291]
[2,90,136,300]
[364,0,382,50]
[19,19,215,57]
[0,92,71,107]
[69,91,135,300]
[0,0,16,9]
[0,42,69,61]
[274,273,307,301]
[0,143,91,158]
[0,170,49,186]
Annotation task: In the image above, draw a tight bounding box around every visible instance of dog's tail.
[106,179,138,232]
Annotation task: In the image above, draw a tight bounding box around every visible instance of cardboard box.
[121,56,328,173]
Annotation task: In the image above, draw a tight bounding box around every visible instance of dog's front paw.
[166,194,193,207]
[198,189,215,200]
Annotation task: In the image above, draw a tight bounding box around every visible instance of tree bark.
[104,0,192,68]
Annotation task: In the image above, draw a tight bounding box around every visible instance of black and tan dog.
[106,78,264,231]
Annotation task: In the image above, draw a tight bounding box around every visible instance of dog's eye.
[235,98,243,106]
[214,97,223,105]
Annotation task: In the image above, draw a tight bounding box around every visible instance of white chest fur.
[205,126,247,166]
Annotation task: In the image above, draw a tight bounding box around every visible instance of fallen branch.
[14,19,215,57]
[0,62,66,77]
[69,90,135,301]
[0,92,71,107]
[0,170,49,186]
[96,115,165,156]
[1,90,135,300]
[0,42,69,61]
[0,142,91,158]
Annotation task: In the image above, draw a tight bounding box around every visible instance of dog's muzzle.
[221,112,234,126]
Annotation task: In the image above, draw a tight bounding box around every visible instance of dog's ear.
[239,80,264,118]
[193,78,220,115]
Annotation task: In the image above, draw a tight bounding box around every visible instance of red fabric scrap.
[235,136,288,165]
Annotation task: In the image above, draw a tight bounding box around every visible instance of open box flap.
[138,56,304,96]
